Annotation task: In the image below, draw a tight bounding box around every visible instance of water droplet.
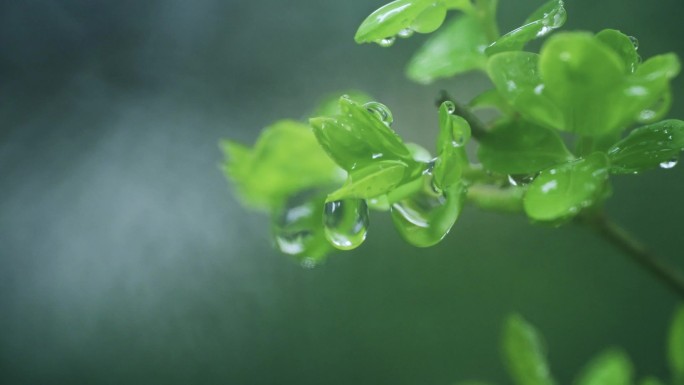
[377,37,396,47]
[660,157,678,169]
[442,100,456,114]
[397,28,414,38]
[323,199,369,250]
[536,25,552,38]
[639,109,656,121]
[364,101,394,126]
[507,173,537,187]
[273,192,327,263]
[629,35,639,50]
[390,173,465,247]
[300,257,317,269]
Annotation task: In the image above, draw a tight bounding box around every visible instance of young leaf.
[354,0,450,45]
[310,97,412,171]
[390,177,466,247]
[406,13,488,84]
[502,314,556,385]
[221,120,342,211]
[326,160,408,202]
[478,119,573,175]
[485,0,566,55]
[595,29,640,73]
[669,305,684,385]
[573,348,633,385]
[607,120,684,174]
[524,153,610,221]
[487,51,563,130]
[434,101,470,190]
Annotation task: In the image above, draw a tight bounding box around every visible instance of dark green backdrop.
[1,1,683,384]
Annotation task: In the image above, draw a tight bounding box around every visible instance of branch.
[581,212,684,298]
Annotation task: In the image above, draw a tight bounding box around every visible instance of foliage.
[221,0,682,266]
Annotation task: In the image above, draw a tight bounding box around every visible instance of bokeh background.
[1,1,683,384]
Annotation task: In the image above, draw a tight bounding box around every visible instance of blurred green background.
[1,1,683,384]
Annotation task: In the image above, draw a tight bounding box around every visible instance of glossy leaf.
[354,0,451,45]
[390,176,466,247]
[502,314,556,385]
[310,97,412,171]
[524,153,609,221]
[221,120,342,210]
[669,305,684,385]
[311,90,374,117]
[574,349,633,385]
[485,0,566,55]
[326,160,408,202]
[487,51,563,130]
[478,119,573,174]
[406,14,488,84]
[595,29,640,73]
[607,120,684,174]
[434,101,470,190]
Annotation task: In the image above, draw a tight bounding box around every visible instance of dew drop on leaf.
[507,173,538,187]
[390,172,465,247]
[274,199,315,256]
[376,36,396,47]
[323,199,369,250]
[629,35,639,50]
[364,101,394,126]
[397,28,414,38]
[660,157,679,169]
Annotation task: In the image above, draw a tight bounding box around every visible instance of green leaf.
[595,29,640,73]
[478,119,573,175]
[469,89,514,115]
[485,0,566,55]
[540,32,626,135]
[326,160,408,202]
[574,348,633,385]
[433,101,470,190]
[669,305,684,385]
[310,96,412,172]
[487,51,563,130]
[406,14,488,84]
[524,152,610,221]
[502,314,556,385]
[354,0,450,45]
[607,120,684,174]
[221,120,342,211]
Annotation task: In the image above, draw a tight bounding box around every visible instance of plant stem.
[582,212,684,298]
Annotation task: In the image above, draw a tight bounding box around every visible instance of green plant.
[455,305,684,385]
[221,0,684,297]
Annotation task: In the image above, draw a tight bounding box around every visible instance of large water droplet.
[376,37,396,47]
[442,100,456,114]
[660,157,678,169]
[397,28,414,38]
[273,193,328,265]
[364,101,394,126]
[390,173,465,247]
[323,199,369,250]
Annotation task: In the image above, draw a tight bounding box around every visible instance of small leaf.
[540,32,626,135]
[574,348,633,385]
[406,14,488,84]
[478,119,573,175]
[669,305,684,385]
[221,120,342,211]
[326,160,408,202]
[595,29,640,73]
[433,101,470,190]
[485,0,566,55]
[524,153,610,221]
[502,314,556,385]
[310,97,412,171]
[354,0,449,45]
[607,120,684,174]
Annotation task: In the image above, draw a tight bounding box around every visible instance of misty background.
[1,1,683,384]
